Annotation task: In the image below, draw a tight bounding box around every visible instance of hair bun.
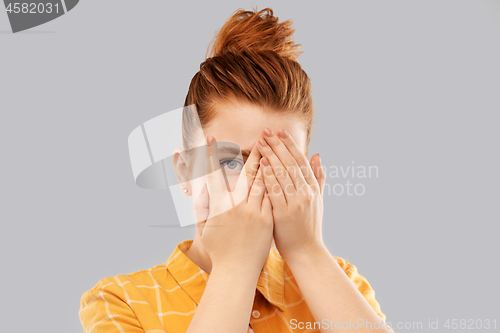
[205,7,303,61]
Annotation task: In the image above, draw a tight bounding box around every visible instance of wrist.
[211,261,262,281]
[282,242,330,268]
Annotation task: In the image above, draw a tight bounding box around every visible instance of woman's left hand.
[256,128,327,263]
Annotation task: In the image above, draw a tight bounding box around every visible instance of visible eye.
[220,158,243,172]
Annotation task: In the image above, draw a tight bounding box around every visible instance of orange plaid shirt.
[79,239,386,332]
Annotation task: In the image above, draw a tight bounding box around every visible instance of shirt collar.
[165,239,286,312]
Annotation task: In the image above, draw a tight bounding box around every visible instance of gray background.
[1,0,499,332]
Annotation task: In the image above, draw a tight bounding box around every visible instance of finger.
[233,143,261,204]
[261,128,308,190]
[310,153,326,196]
[256,137,297,202]
[205,136,232,215]
[277,129,318,187]
[247,165,266,210]
[243,143,262,186]
[261,156,287,210]
[261,192,272,215]
[193,182,209,223]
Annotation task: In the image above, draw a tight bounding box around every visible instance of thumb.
[310,153,326,196]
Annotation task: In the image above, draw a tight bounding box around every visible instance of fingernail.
[278,129,289,139]
[258,138,268,147]
[263,127,274,137]
[261,157,269,166]
[207,135,216,143]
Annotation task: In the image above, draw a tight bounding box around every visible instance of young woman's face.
[188,100,308,202]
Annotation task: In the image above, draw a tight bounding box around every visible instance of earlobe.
[172,147,192,196]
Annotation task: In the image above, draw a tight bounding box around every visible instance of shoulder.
[80,262,170,305]
[82,264,168,301]
[79,264,171,332]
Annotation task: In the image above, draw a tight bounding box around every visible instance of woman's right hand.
[195,136,274,276]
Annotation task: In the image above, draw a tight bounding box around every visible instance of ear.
[171,147,192,196]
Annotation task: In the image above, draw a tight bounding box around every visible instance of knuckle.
[293,202,304,212]
[271,183,282,195]
[262,166,273,178]
[311,184,321,195]
[275,166,288,180]
[284,183,295,196]
[285,157,297,167]
[296,155,308,166]
[249,185,264,197]
[305,189,314,201]
[254,176,265,187]
[259,144,271,155]
[244,163,258,176]
[244,208,256,219]
[249,148,260,159]
[299,164,310,176]
[298,184,309,196]
[288,166,300,179]
[243,167,254,179]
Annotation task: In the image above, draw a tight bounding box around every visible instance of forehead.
[202,101,308,153]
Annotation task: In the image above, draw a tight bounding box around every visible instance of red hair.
[183,6,314,149]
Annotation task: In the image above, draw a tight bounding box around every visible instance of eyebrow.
[216,146,252,160]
